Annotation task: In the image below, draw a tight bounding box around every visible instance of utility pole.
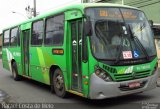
[25,0,37,18]
[33,0,36,17]
[25,5,32,19]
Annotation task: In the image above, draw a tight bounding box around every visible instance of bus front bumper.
[89,70,159,99]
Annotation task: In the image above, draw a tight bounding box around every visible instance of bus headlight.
[95,69,112,82]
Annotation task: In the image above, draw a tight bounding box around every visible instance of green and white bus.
[2,3,159,99]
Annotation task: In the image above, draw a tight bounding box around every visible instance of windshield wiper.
[114,33,124,64]
[128,25,149,60]
[95,24,115,57]
[95,25,109,45]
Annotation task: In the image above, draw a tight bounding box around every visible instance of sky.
[0,0,81,33]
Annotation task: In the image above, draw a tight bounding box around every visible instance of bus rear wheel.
[12,62,21,81]
[52,69,68,98]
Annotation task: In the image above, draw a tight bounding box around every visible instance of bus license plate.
[128,82,140,88]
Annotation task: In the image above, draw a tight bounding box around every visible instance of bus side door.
[71,20,82,91]
[22,29,30,76]
[66,10,89,96]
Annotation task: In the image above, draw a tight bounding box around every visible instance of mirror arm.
[82,18,88,62]
[148,20,153,27]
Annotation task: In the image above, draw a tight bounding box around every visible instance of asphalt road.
[0,59,160,109]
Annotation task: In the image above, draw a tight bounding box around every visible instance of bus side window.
[45,14,64,46]
[31,20,44,46]
[3,30,10,47]
[10,27,19,47]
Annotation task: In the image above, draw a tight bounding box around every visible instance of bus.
[2,3,159,99]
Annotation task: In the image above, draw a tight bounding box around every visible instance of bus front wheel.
[52,69,68,98]
[12,62,21,81]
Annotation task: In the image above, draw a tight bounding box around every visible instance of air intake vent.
[103,65,117,73]
[114,70,151,81]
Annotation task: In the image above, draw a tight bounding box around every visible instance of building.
[83,0,160,25]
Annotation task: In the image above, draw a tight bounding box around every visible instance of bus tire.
[53,69,68,98]
[50,72,55,93]
[12,62,21,81]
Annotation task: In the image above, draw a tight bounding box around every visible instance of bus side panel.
[30,47,46,83]
[9,47,22,75]
[2,32,10,70]
[2,47,22,75]
[29,47,67,85]
[2,48,10,71]
[42,46,67,85]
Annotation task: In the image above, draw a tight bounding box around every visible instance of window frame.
[10,26,20,47]
[31,19,44,46]
[3,29,10,47]
[44,13,64,46]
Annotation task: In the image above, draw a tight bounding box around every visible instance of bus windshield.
[86,8,156,61]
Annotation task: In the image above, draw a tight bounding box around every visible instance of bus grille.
[114,70,151,82]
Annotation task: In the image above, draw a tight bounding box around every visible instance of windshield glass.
[86,8,156,60]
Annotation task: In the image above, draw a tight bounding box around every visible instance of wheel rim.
[55,74,64,91]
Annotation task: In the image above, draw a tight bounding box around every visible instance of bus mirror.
[84,21,92,36]
[148,20,153,27]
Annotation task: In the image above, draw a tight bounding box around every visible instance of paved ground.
[157,68,160,87]
[157,78,160,87]
[0,59,160,109]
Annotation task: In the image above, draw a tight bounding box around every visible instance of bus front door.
[22,30,30,76]
[71,20,83,92]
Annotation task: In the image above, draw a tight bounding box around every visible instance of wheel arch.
[49,65,60,85]
[49,65,68,91]
[11,59,16,71]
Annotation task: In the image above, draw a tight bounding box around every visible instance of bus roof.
[3,3,139,31]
